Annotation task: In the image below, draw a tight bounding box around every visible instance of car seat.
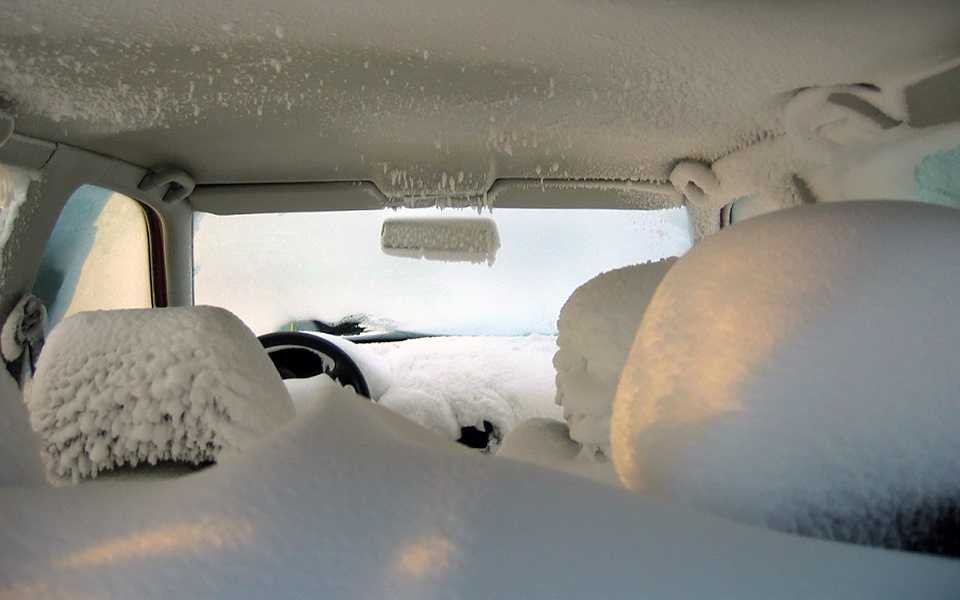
[554,259,675,460]
[612,200,960,556]
[26,306,294,483]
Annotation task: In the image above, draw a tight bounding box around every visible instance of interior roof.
[2,1,959,200]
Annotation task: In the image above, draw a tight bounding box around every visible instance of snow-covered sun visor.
[380,217,501,265]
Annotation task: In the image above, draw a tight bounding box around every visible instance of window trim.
[720,203,734,228]
[142,202,168,308]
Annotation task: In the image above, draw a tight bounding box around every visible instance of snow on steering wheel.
[259,331,372,399]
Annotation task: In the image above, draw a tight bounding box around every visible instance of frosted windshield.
[193,207,692,336]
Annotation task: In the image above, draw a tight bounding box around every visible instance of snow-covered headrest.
[27,307,294,483]
[612,201,960,556]
[554,259,675,460]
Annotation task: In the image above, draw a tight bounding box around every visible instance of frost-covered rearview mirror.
[380,217,500,265]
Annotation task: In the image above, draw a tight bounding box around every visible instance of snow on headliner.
[1,1,958,195]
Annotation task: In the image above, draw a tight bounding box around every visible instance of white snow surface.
[612,201,960,553]
[1,381,958,598]
[284,335,560,450]
[364,335,561,446]
[499,418,578,463]
[27,307,294,483]
[377,385,462,441]
[554,259,675,460]
[283,376,334,415]
[498,417,620,487]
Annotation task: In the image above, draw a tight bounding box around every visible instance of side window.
[33,185,152,328]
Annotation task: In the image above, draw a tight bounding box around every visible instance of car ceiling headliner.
[1,1,959,200]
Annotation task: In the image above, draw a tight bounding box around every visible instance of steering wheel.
[258,332,372,399]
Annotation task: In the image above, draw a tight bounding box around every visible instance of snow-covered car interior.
[2,1,960,597]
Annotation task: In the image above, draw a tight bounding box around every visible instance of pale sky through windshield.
[193,207,693,336]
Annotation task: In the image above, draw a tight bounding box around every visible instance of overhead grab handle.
[138,166,196,204]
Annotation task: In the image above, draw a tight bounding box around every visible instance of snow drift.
[498,417,620,486]
[554,259,675,460]
[27,306,294,482]
[3,376,958,597]
[612,201,960,556]
[283,335,560,453]
[365,335,560,449]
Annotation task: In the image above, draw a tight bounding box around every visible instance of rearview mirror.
[380,216,500,265]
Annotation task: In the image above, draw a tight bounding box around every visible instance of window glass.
[34,185,152,327]
[0,163,32,260]
[915,144,960,208]
[193,206,693,336]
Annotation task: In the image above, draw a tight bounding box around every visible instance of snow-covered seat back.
[27,306,295,483]
[612,201,960,556]
[554,259,675,461]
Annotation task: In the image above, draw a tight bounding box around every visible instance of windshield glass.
[193,207,692,336]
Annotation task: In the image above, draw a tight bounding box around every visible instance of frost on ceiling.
[1,0,959,198]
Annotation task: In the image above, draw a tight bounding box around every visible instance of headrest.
[612,201,960,555]
[27,306,294,483]
[555,259,676,459]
